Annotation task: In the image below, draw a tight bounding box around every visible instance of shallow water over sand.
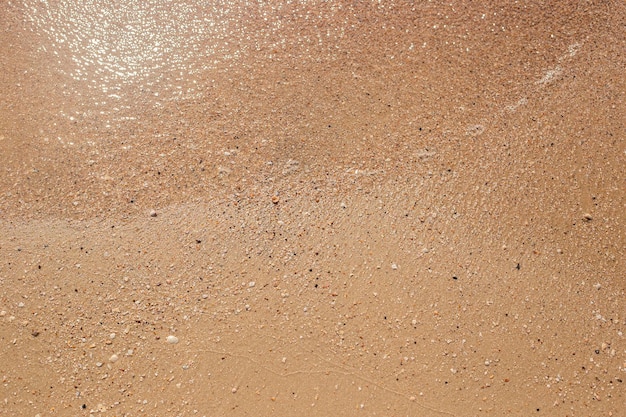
[1,2,625,416]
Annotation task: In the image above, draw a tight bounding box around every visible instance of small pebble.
[109,354,119,363]
[583,213,592,221]
[149,209,158,217]
[391,263,398,270]
[248,281,256,287]
[166,335,179,344]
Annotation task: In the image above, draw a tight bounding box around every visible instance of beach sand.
[1,2,624,416]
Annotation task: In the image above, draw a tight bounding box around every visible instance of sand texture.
[1,1,625,416]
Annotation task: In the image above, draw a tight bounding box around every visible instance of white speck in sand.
[166,335,179,344]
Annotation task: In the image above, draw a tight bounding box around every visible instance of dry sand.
[1,1,625,416]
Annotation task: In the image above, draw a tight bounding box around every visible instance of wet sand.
[1,1,625,416]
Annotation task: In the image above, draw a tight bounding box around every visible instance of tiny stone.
[109,333,116,340]
[248,281,256,287]
[18,302,25,308]
[149,209,158,217]
[232,387,237,393]
[126,349,134,356]
[109,354,119,363]
[166,335,179,344]
[96,362,103,367]
[583,213,592,221]
[391,263,398,270]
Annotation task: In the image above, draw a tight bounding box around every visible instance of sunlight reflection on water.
[25,1,236,96]
[23,0,350,128]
